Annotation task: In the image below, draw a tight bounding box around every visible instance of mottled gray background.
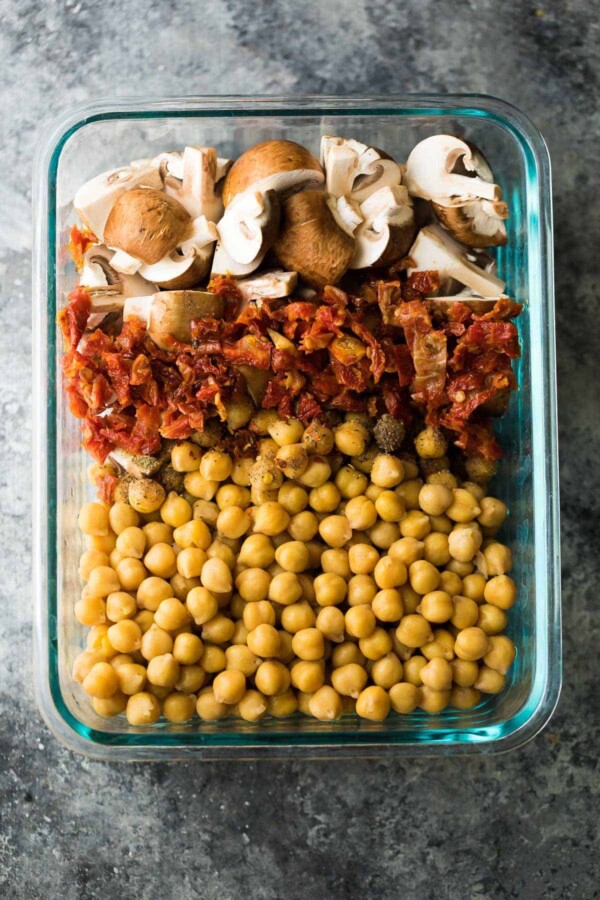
[0,0,598,898]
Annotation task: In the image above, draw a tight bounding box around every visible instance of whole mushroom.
[73,159,163,241]
[104,188,191,265]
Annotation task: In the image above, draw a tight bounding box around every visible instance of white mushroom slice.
[122,295,154,325]
[320,136,403,203]
[81,245,157,297]
[217,189,280,265]
[109,448,163,478]
[124,290,225,350]
[404,135,501,204]
[407,224,505,297]
[160,146,223,222]
[350,185,415,269]
[216,157,233,182]
[211,242,266,277]
[136,216,218,289]
[434,198,509,248]
[236,270,298,302]
[73,160,163,240]
[109,249,143,274]
[326,195,363,237]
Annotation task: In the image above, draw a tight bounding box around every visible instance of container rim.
[32,94,561,760]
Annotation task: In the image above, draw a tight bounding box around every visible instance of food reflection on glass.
[58,133,520,727]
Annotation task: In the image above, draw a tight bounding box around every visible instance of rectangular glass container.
[32,95,561,760]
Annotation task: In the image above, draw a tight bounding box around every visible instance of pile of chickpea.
[73,412,517,727]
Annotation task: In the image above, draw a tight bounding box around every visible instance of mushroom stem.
[407,224,505,297]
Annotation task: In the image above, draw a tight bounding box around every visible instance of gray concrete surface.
[0,1,598,898]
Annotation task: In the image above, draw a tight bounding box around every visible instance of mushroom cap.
[405,135,501,204]
[149,291,224,347]
[140,249,213,290]
[274,190,355,288]
[73,160,163,240]
[104,188,191,265]
[433,200,508,248]
[222,140,324,206]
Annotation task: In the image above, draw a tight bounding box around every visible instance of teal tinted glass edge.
[37,95,560,758]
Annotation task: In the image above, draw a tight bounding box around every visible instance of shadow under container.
[32,95,560,760]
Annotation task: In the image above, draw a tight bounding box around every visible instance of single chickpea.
[107,502,139,537]
[478,496,507,529]
[390,631,414,661]
[446,489,481,524]
[403,655,427,685]
[147,653,180,688]
[192,500,219,528]
[201,644,226,674]
[116,558,147,592]
[451,595,480,630]
[225,644,261,677]
[86,624,117,660]
[141,624,173,661]
[331,663,368,698]
[128,479,165,515]
[78,502,109,537]
[72,650,103,684]
[74,595,106,627]
[371,652,403,689]
[215,506,251,541]
[388,537,424,566]
[368,521,400,550]
[143,521,173,548]
[105,591,136,622]
[174,547,205,580]
[185,586,218,625]
[143,543,176,579]
[438,570,462,597]
[116,526,146,560]
[257,438,279,461]
[171,441,202,472]
[448,525,482,563]
[351,445,379,475]
[287,511,319,543]
[374,557,407,590]
[399,510,431,540]
[247,623,280,658]
[356,685,391,721]
[301,421,334,454]
[321,548,351,579]
[400,584,422,615]
[78,549,110,582]
[474,666,506,694]
[422,628,455,661]
[371,454,404,488]
[314,572,347,607]
[335,465,368,499]
[331,642,366,669]
[274,541,309,574]
[252,502,290,537]
[375,490,406,523]
[483,635,516,674]
[447,560,474,579]
[268,689,298,718]
[278,482,308,515]
[183,472,219,501]
[133,609,154,633]
[422,532,450,567]
[359,627,393,661]
[234,568,271,603]
[371,589,404,622]
[201,557,233,595]
[268,417,304,446]
[82,661,119,699]
[345,604,376,639]
[296,455,332,489]
[213,669,246,704]
[231,457,254,487]
[348,544,379,575]
[429,514,452,535]
[334,422,369,457]
[477,604,508,635]
[396,614,433,649]
[160,492,191,529]
[418,483,453,517]
[201,613,236,644]
[206,539,236,569]
[274,443,309,479]
[319,515,352,548]
[292,628,325,661]
[200,450,233,482]
[255,660,291,697]
[281,601,316,634]
[153,597,191,632]
[268,572,303,606]
[461,573,487,602]
[307,482,340,515]
[107,619,143,654]
[347,574,378,607]
[308,686,343,721]
[417,590,453,624]
[196,688,229,721]
[163,692,196,723]
[420,657,452,691]
[171,633,203,666]
[454,627,490,661]
[92,692,128,718]
[290,659,325,693]
[483,543,513,576]
[243,600,276,632]
[389,682,421,714]
[236,690,267,723]
[419,686,451,713]
[126,692,161,725]
[343,495,376,532]
[87,566,120,598]
[238,534,275,569]
[450,685,481,709]
[315,606,345,643]
[396,478,424,510]
[450,658,480,687]
[414,427,447,460]
[409,559,440,595]
[484,574,517,610]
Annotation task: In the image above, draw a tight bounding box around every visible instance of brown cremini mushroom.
[104,188,191,265]
[123,290,224,349]
[73,160,163,241]
[222,140,324,206]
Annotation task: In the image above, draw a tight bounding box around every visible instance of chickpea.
[417,483,452,517]
[370,652,403,689]
[141,624,173,661]
[359,627,392,661]
[420,657,452,691]
[356,685,391,721]
[78,549,110,581]
[92,692,128,718]
[170,441,202,473]
[307,483,340,515]
[483,543,513,576]
[451,596,480,630]
[278,482,308,516]
[483,635,516,674]
[170,633,203,667]
[321,549,351,579]
[231,457,254,486]
[247,623,280,658]
[147,652,180,688]
[237,690,268,723]
[450,658,479,687]
[409,559,440,595]
[389,682,421,714]
[448,525,482,563]
[302,421,334,454]
[199,558,232,596]
[153,597,190,632]
[107,619,143,654]
[87,566,120,598]
[319,515,352,548]
[396,478,424,510]
[291,628,325,661]
[419,686,451,713]
[143,543,177,579]
[128,479,165,515]
[484,574,517,610]
[160,492,192,528]
[370,589,402,623]
[196,688,229,721]
[454,627,490,661]
[297,692,314,716]
[250,458,284,494]
[184,472,219,500]
[235,568,272,603]
[334,422,368,457]
[374,491,405,523]
[225,644,261,677]
[436,572,461,599]
[238,534,275,569]
[414,427,447,459]
[399,510,431,540]
[132,608,153,633]
[143,521,173,548]
[368,521,400,550]
[249,409,279,435]
[174,547,205,580]
[202,645,226,674]
[74,595,106,627]
[309,686,343,721]
[78,502,110,537]
[290,659,325,693]
[206,540,236,570]
[343,495,376,532]
[268,417,304,446]
[72,650,103,684]
[429,514,452,535]
[446,489,481,524]
[461,573,486,602]
[422,629,455,661]
[257,438,279,461]
[331,643,366,670]
[348,544,379,575]
[335,465,368,499]
[276,630,295,664]
[396,614,433,648]
[163,692,196,723]
[403,655,427,685]
[200,449,233,482]
[268,572,303,606]
[86,625,116,660]
[243,600,276,631]
[347,574,378,607]
[477,496,507,529]
[314,572,347,607]
[273,541,308,574]
[477,604,508,635]
[268,690,298,718]
[116,558,147,592]
[315,606,345,643]
[345,605,376,639]
[374,557,407,590]
[126,692,161,725]
[329,663,366,698]
[422,532,450,567]
[296,455,331,488]
[82,661,119,699]
[390,631,414,661]
[446,559,474,577]
[388,537,424,567]
[213,669,246,704]
[399,583,421,615]
[86,532,117,554]
[450,685,481,710]
[417,590,453,624]
[185,586,218,625]
[288,511,319,542]
[351,445,379,475]
[474,666,506,694]
[215,506,250,541]
[370,454,404,488]
[274,443,308,479]
[252,502,290,537]
[105,591,136,622]
[201,613,236,644]
[116,526,147,560]
[281,601,316,634]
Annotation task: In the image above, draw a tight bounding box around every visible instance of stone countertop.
[0,1,597,898]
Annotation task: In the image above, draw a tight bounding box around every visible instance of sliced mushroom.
[274,190,355,288]
[407,224,505,297]
[217,189,280,265]
[137,215,218,289]
[211,242,267,278]
[222,140,324,206]
[158,146,224,222]
[404,134,501,204]
[81,244,158,297]
[104,188,191,265]
[123,290,225,350]
[350,185,415,269]
[236,270,298,302]
[320,136,403,203]
[326,195,363,237]
[433,199,509,248]
[73,159,163,241]
[109,448,164,479]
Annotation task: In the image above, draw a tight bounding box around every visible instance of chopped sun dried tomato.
[68,226,97,270]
